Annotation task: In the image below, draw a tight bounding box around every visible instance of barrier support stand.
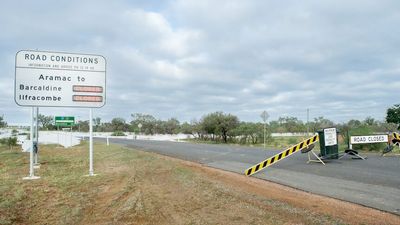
[307,150,326,165]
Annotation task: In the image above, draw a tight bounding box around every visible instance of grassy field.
[188,135,389,153]
[188,136,339,150]
[1,142,398,225]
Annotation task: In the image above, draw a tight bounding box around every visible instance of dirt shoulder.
[168,155,400,225]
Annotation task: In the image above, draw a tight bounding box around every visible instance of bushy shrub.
[111,131,126,136]
[0,137,18,149]
[288,137,298,145]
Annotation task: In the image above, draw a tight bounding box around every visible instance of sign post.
[260,111,269,149]
[89,108,94,176]
[34,107,39,167]
[15,50,106,179]
[23,107,40,180]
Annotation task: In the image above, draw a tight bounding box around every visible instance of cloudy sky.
[1,0,399,125]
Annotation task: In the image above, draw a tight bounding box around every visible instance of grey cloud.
[1,0,399,124]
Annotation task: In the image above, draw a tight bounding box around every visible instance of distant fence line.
[271,133,314,137]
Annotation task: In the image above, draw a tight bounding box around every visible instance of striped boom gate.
[245,134,319,176]
[393,132,400,141]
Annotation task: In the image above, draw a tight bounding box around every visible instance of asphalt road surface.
[102,138,400,215]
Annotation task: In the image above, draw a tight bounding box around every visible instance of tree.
[364,116,377,126]
[164,118,180,134]
[311,116,334,132]
[111,118,128,132]
[94,117,101,132]
[386,104,400,129]
[76,120,89,132]
[180,122,193,135]
[277,117,305,132]
[201,113,218,140]
[130,113,157,134]
[201,112,239,143]
[0,137,17,149]
[38,114,54,130]
[0,115,7,128]
[234,122,265,144]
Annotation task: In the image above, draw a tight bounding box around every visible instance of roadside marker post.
[245,134,319,176]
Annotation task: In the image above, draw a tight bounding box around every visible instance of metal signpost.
[15,50,106,179]
[260,111,269,149]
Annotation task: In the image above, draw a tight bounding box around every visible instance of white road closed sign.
[15,50,106,108]
[324,128,337,146]
[350,135,388,144]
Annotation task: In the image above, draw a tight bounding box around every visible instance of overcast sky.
[1,0,399,125]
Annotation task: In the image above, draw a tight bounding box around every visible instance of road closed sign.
[15,50,106,108]
[350,135,388,144]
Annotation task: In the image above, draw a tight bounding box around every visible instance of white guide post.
[89,108,94,176]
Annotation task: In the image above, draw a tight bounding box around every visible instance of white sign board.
[15,50,106,108]
[324,128,337,146]
[350,135,388,144]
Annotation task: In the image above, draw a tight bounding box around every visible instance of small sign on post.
[324,128,337,146]
[55,116,75,127]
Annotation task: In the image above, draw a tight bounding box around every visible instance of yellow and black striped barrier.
[393,132,400,140]
[245,134,319,176]
[392,132,400,145]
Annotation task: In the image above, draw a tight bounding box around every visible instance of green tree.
[76,120,89,132]
[111,118,128,132]
[234,122,266,144]
[0,137,18,149]
[93,117,101,132]
[277,117,305,132]
[201,112,239,143]
[130,113,157,134]
[38,114,54,130]
[310,116,334,132]
[386,104,400,129]
[0,115,7,128]
[164,118,180,134]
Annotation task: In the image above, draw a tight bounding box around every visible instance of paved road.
[102,138,400,215]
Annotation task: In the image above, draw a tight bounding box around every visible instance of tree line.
[2,104,400,145]
[24,106,398,144]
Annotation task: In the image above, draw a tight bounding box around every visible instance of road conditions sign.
[350,135,388,144]
[324,128,337,146]
[15,50,106,108]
